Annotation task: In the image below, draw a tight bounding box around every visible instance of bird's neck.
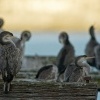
[75,61,84,69]
[64,39,70,45]
[19,39,25,49]
[90,31,96,40]
[21,37,26,43]
[76,64,83,69]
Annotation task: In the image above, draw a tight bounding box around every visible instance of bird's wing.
[85,40,99,56]
[69,68,82,82]
[56,48,67,66]
[35,65,53,79]
[14,48,22,75]
[6,45,22,76]
[12,37,25,58]
[94,45,100,68]
[56,48,68,74]
[56,45,74,73]
[85,41,98,66]
[64,63,76,82]
[0,44,6,73]
[64,45,75,66]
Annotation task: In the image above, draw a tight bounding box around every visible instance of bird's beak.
[85,56,95,60]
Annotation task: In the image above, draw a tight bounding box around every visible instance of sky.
[0,0,100,31]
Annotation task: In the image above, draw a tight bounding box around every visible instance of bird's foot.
[3,82,8,94]
[3,82,11,94]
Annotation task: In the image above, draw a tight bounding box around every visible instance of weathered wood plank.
[0,96,96,100]
[0,81,98,100]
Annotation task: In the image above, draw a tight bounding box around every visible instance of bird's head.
[21,30,31,41]
[0,31,16,46]
[0,18,4,28]
[75,55,95,68]
[89,25,95,38]
[59,32,69,45]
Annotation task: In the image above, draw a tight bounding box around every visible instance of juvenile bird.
[0,31,22,93]
[56,32,75,81]
[85,26,98,67]
[35,65,58,81]
[64,55,94,82]
[35,32,75,82]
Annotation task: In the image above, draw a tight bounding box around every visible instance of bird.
[0,31,22,93]
[85,26,99,67]
[64,55,94,82]
[35,65,58,81]
[12,30,31,58]
[94,45,100,70]
[35,32,75,82]
[56,32,75,81]
[0,18,4,33]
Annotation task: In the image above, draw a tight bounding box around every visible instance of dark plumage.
[35,65,58,80]
[0,31,22,93]
[64,55,93,82]
[35,32,74,82]
[56,32,75,81]
[85,26,99,66]
[94,45,100,70]
[0,18,4,33]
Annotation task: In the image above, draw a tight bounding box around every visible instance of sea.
[14,31,100,56]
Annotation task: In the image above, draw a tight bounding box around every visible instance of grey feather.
[12,31,31,58]
[69,68,83,82]
[85,26,98,66]
[0,44,22,76]
[0,31,23,93]
[64,55,90,82]
[56,32,75,82]
[64,63,76,82]
[94,45,100,69]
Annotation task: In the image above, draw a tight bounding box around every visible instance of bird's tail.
[3,82,10,94]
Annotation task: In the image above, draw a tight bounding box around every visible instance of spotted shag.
[85,26,99,66]
[64,55,94,82]
[35,65,58,80]
[56,32,75,81]
[0,31,22,93]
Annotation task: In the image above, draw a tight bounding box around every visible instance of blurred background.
[0,0,100,31]
[0,1,100,99]
[0,0,100,56]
